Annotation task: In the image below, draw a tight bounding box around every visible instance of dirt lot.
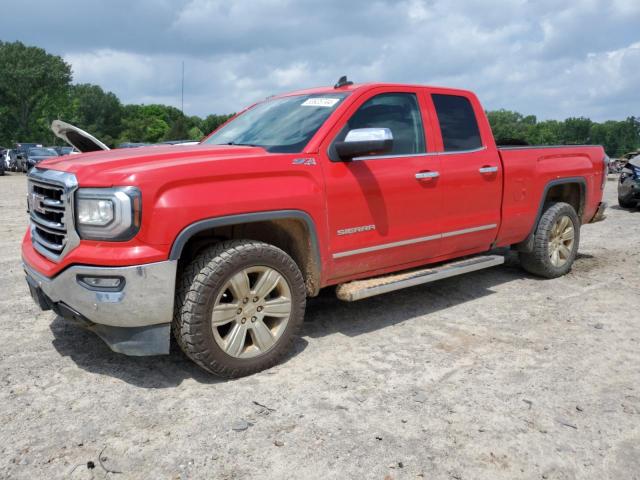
[1,172,639,479]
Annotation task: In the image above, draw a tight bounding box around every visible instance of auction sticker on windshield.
[301,98,340,107]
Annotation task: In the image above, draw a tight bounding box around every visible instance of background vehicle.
[118,142,153,148]
[8,150,19,171]
[0,147,5,175]
[3,149,18,171]
[162,140,200,146]
[23,80,607,377]
[52,146,77,156]
[15,143,42,172]
[23,147,58,172]
[608,158,625,174]
[618,155,640,208]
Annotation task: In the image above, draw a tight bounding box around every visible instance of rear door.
[319,87,443,280]
[428,92,502,256]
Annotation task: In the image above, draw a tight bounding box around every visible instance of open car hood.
[51,120,110,152]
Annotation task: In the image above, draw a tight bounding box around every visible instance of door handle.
[415,171,440,180]
[479,166,498,174]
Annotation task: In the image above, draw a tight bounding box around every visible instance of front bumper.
[24,259,177,355]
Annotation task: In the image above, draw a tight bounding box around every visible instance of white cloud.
[8,0,637,120]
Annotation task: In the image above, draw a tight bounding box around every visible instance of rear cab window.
[432,94,482,152]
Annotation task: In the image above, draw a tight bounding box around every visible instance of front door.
[319,89,443,280]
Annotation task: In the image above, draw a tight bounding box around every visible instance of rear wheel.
[519,202,580,278]
[173,240,306,378]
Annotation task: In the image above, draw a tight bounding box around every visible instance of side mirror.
[334,128,393,161]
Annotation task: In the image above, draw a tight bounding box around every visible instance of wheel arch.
[170,210,322,296]
[515,177,586,253]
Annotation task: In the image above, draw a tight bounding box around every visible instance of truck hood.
[37,143,270,185]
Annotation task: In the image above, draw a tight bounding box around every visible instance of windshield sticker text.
[301,98,340,107]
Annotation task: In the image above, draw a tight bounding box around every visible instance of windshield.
[204,93,349,153]
[29,148,57,156]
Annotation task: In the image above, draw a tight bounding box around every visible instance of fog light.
[77,275,124,291]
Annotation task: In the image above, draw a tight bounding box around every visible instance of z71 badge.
[292,158,316,166]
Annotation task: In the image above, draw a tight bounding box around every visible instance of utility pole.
[181,60,185,114]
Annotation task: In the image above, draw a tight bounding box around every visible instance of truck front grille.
[27,169,79,262]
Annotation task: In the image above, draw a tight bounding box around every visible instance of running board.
[335,255,505,301]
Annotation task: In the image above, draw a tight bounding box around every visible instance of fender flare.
[516,176,586,253]
[168,210,322,271]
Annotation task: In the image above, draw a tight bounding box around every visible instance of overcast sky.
[3,0,640,121]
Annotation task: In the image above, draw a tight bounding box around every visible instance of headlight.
[77,198,114,225]
[75,187,141,241]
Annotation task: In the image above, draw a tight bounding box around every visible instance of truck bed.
[496,144,606,247]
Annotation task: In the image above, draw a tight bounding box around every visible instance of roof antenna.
[334,75,353,89]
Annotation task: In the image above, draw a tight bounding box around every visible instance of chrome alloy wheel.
[211,266,292,358]
[548,215,575,267]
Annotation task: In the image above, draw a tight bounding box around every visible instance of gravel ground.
[1,172,639,480]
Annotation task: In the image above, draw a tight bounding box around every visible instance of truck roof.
[277,82,475,98]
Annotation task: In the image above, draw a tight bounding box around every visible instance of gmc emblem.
[29,192,46,214]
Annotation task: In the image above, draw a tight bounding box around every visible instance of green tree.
[145,117,170,143]
[0,41,72,145]
[201,114,234,136]
[486,110,536,144]
[187,126,204,141]
[486,110,640,156]
[118,104,174,143]
[527,120,562,145]
[561,117,593,144]
[7,41,634,156]
[590,117,640,156]
[67,84,123,146]
[164,116,189,141]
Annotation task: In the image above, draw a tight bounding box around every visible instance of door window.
[432,94,482,151]
[338,93,426,156]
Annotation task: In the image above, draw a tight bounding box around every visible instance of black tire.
[618,196,637,209]
[173,239,306,378]
[518,202,580,278]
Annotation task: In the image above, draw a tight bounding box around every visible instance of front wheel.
[173,240,306,378]
[519,202,580,278]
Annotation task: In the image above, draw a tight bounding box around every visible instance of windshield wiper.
[225,141,258,147]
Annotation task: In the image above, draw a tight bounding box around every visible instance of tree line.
[1,40,639,156]
[0,41,232,147]
[487,110,640,157]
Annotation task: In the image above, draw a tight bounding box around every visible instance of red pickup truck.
[23,79,608,377]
